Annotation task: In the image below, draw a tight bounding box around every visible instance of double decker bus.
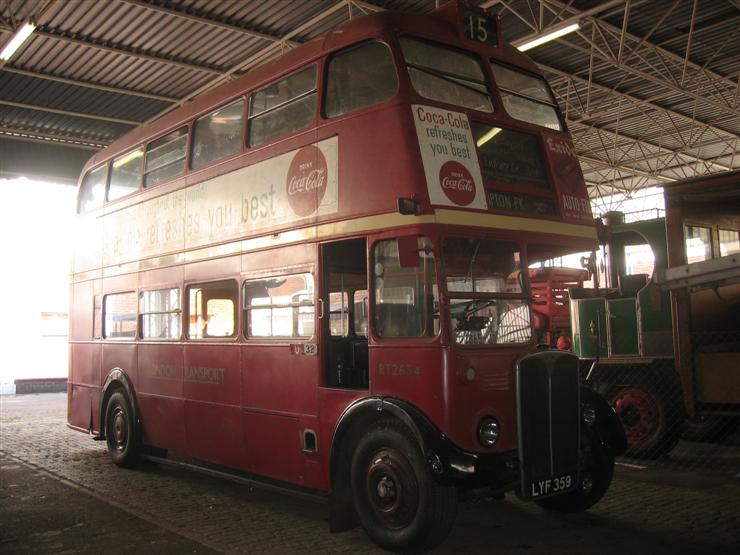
[68,2,625,551]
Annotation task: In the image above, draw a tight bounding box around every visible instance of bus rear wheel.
[105,390,140,467]
[350,419,457,553]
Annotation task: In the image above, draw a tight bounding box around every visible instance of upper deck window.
[191,99,244,170]
[108,147,143,201]
[490,62,562,131]
[325,41,399,118]
[248,65,317,147]
[77,164,108,214]
[400,37,493,113]
[472,122,548,188]
[144,127,187,187]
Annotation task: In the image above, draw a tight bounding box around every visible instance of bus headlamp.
[477,417,500,447]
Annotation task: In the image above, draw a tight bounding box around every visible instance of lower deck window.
[244,273,315,338]
[188,281,238,339]
[140,288,181,340]
[103,292,137,339]
[373,237,438,338]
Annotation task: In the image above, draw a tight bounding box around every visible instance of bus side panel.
[183,344,243,468]
[242,411,302,482]
[241,343,320,486]
[137,342,185,452]
[370,345,445,430]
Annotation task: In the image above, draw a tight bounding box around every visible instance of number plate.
[525,474,576,500]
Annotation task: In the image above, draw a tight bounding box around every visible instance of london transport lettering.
[149,364,225,385]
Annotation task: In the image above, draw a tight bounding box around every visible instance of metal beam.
[120,0,297,46]
[0,127,105,149]
[35,28,223,76]
[145,0,352,122]
[0,99,140,126]
[1,66,178,103]
[541,0,738,91]
[544,65,740,140]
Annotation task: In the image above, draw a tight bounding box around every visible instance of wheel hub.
[365,449,419,529]
[612,387,659,444]
[111,407,127,451]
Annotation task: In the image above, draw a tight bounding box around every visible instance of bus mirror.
[397,236,421,268]
[397,197,419,215]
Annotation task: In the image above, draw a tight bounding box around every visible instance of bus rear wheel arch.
[349,418,457,553]
[104,389,141,467]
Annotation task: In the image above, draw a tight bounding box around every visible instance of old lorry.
[567,170,740,458]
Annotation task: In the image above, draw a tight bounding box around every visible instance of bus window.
[373,237,438,338]
[144,127,187,187]
[490,62,562,131]
[248,65,317,147]
[399,36,493,113]
[188,280,238,339]
[685,225,712,263]
[103,292,137,340]
[443,238,531,345]
[719,229,740,256]
[191,99,244,170]
[324,41,398,118]
[472,122,549,188]
[77,164,108,214]
[140,288,181,340]
[353,290,369,337]
[244,273,314,338]
[108,147,143,201]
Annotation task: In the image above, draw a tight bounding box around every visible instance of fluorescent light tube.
[517,23,580,52]
[476,127,502,148]
[0,21,36,61]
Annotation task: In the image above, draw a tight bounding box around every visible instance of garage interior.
[1,1,739,554]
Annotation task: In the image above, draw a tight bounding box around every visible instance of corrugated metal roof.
[0,0,738,196]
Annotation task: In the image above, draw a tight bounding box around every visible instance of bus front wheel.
[350,419,457,553]
[105,390,140,467]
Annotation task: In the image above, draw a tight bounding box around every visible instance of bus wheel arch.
[350,417,457,552]
[329,398,457,550]
[329,398,415,533]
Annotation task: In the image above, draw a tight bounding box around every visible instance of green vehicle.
[567,171,740,458]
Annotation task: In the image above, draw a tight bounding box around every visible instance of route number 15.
[463,12,497,46]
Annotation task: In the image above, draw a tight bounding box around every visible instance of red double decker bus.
[68,2,625,551]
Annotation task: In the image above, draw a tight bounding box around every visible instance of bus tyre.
[105,390,140,468]
[535,431,614,513]
[350,419,457,553]
[600,369,683,459]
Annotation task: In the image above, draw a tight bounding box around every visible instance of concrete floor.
[1,393,739,554]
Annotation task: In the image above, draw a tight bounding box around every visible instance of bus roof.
[81,2,541,175]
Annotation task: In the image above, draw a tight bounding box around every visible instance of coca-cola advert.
[286,146,328,217]
[100,137,338,267]
[412,104,486,210]
[439,161,476,206]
